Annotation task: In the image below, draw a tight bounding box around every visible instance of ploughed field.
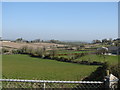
[2,55,99,80]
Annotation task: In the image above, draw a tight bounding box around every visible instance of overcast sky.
[2,2,118,42]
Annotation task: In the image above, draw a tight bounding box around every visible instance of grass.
[57,55,71,58]
[57,50,93,54]
[55,50,94,58]
[74,54,118,65]
[2,54,99,81]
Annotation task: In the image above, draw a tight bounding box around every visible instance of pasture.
[57,50,93,54]
[55,50,93,58]
[2,55,99,81]
[74,54,118,65]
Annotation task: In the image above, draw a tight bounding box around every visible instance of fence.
[0,74,119,89]
[0,79,104,89]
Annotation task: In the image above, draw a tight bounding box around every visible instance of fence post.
[43,82,46,90]
[0,81,2,90]
[104,73,119,90]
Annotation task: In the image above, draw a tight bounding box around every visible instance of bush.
[83,62,109,81]
[2,48,9,54]
[11,49,19,54]
[17,46,28,54]
[34,48,43,57]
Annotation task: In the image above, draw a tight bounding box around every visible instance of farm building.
[2,40,11,42]
[108,46,119,55]
[66,47,77,50]
[97,47,108,51]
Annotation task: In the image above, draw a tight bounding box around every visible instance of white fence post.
[104,73,119,90]
[43,82,46,90]
[0,81,2,90]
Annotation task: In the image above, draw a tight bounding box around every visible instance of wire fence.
[0,74,119,89]
[0,79,104,89]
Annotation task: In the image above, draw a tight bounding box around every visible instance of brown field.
[1,41,66,50]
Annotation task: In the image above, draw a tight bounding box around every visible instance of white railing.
[0,74,119,89]
[0,79,104,89]
[0,79,103,83]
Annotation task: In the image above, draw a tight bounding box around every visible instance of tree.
[92,39,101,44]
[36,47,46,57]
[16,38,23,42]
[102,39,108,43]
[96,47,108,62]
[33,39,41,43]
[27,47,34,55]
[18,46,28,54]
[50,47,57,58]
[2,48,9,54]
[80,44,85,48]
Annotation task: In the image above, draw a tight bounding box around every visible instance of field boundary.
[0,79,103,83]
[0,76,119,89]
[0,79,104,89]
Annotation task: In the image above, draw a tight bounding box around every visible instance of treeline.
[0,48,9,54]
[12,46,46,58]
[10,46,103,65]
[11,46,86,59]
[10,38,87,46]
[92,38,120,46]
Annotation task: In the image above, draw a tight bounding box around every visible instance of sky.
[2,2,118,42]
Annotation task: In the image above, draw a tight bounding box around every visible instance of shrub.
[2,48,9,54]
[11,49,19,54]
[83,62,109,81]
[17,46,28,54]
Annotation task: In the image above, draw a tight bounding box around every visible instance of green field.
[57,50,93,54]
[2,55,99,80]
[74,54,118,65]
[55,50,94,58]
